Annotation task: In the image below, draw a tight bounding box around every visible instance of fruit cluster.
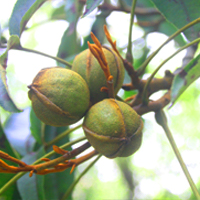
[28,34,143,158]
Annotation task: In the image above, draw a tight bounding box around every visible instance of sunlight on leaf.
[4,108,34,156]
[171,54,200,105]
[30,108,42,144]
[9,0,46,37]
[0,35,21,69]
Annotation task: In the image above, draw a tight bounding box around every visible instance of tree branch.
[133,91,171,115]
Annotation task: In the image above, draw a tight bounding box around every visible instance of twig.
[155,110,200,200]
[137,17,200,76]
[126,0,137,64]
[14,46,72,68]
[142,36,200,105]
[61,154,102,200]
[0,136,86,195]
[133,91,171,115]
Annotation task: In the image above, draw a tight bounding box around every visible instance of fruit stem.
[61,154,102,200]
[155,110,200,200]
[142,37,200,105]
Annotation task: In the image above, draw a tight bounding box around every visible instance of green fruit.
[28,67,90,127]
[83,99,143,158]
[72,47,125,105]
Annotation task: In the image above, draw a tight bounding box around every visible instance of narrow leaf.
[57,1,82,67]
[0,35,21,69]
[44,127,74,200]
[83,0,103,17]
[171,54,200,105]
[0,64,22,112]
[57,28,80,68]
[4,108,35,156]
[151,0,200,41]
[30,108,42,145]
[9,0,46,37]
[0,36,22,112]
[0,121,20,200]
[17,147,46,200]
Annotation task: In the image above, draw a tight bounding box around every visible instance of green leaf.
[30,108,42,145]
[44,125,69,146]
[0,64,22,113]
[43,127,74,200]
[57,1,83,67]
[29,122,74,199]
[0,36,22,113]
[158,21,186,46]
[50,5,66,20]
[0,24,2,40]
[151,0,200,41]
[171,54,200,105]
[83,0,103,17]
[9,0,47,37]
[44,165,74,199]
[134,0,185,46]
[124,0,132,6]
[4,108,35,156]
[0,35,21,68]
[0,121,20,200]
[17,147,46,200]
[57,28,80,68]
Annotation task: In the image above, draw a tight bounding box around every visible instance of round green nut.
[82,99,143,158]
[28,67,90,127]
[72,47,125,105]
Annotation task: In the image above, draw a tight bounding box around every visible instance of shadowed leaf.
[151,0,200,41]
[30,108,42,145]
[57,1,83,67]
[0,121,20,200]
[17,147,46,200]
[136,0,186,46]
[4,108,35,156]
[43,126,74,200]
[171,54,200,105]
[83,0,103,17]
